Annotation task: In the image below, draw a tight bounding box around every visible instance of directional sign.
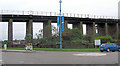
[57,16,60,32]
[62,16,64,32]
[95,39,101,46]
[57,16,64,32]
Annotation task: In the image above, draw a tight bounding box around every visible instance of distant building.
[118,1,120,18]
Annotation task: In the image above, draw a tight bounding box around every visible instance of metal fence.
[0,10,118,19]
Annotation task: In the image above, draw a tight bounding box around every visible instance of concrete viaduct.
[0,10,120,43]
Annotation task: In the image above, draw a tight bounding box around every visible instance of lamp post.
[59,0,62,49]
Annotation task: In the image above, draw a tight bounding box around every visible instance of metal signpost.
[59,0,62,50]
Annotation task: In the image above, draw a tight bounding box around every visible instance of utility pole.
[59,0,62,49]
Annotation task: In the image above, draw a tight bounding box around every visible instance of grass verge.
[7,48,99,52]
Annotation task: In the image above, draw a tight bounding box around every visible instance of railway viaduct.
[0,10,119,43]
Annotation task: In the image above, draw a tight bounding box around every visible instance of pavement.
[2,49,36,53]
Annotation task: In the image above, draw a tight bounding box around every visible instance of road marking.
[73,53,107,56]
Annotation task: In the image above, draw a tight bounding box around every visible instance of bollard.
[29,45,33,51]
[4,44,7,50]
[25,44,28,50]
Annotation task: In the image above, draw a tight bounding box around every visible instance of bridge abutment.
[43,20,52,38]
[8,19,13,44]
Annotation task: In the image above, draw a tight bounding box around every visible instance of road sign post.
[59,0,62,50]
[95,39,101,48]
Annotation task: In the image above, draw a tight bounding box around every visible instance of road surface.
[1,51,119,64]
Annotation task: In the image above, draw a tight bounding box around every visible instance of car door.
[112,44,117,51]
[113,44,118,51]
[109,44,114,51]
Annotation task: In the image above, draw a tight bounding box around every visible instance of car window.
[101,44,106,46]
[112,44,118,46]
[109,44,113,46]
[108,43,118,46]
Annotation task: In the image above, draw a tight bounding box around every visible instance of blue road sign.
[62,16,64,32]
[57,16,64,32]
[57,16,60,32]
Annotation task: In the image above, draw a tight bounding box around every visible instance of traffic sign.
[95,39,101,46]
[57,16,64,32]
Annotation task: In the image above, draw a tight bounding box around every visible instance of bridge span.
[0,10,120,43]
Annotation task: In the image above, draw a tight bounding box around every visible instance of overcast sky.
[0,0,120,41]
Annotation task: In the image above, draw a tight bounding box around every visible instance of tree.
[25,34,32,43]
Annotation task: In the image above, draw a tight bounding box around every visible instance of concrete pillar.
[73,23,78,29]
[26,19,33,42]
[8,19,13,44]
[116,23,119,40]
[97,23,105,36]
[105,23,108,36]
[73,22,83,34]
[64,20,68,29]
[108,23,118,39]
[93,22,96,37]
[86,22,96,36]
[98,23,108,36]
[43,20,52,38]
[119,24,120,40]
[80,22,83,34]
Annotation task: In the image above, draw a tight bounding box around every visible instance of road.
[0,49,2,66]
[1,51,119,64]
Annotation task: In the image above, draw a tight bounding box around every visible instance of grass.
[7,48,99,52]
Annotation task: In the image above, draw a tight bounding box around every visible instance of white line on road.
[73,53,107,56]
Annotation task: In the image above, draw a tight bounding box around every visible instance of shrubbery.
[62,28,91,44]
[95,36,113,43]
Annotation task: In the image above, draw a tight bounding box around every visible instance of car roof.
[106,43,114,44]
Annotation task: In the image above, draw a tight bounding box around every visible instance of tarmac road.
[1,51,119,64]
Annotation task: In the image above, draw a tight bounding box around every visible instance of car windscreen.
[101,44,106,46]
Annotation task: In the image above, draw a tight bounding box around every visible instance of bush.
[95,36,113,43]
[62,28,91,45]
[71,39,89,44]
[83,35,92,43]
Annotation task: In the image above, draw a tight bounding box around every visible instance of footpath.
[2,49,36,53]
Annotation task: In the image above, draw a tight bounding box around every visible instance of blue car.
[100,43,120,52]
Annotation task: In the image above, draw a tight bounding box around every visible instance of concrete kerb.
[2,49,100,53]
[2,49,36,53]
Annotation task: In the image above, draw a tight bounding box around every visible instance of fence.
[0,10,118,19]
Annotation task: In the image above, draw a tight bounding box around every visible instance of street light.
[59,0,62,50]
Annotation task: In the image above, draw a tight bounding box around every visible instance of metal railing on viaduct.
[0,10,120,43]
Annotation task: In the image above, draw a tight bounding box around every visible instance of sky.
[0,0,120,41]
